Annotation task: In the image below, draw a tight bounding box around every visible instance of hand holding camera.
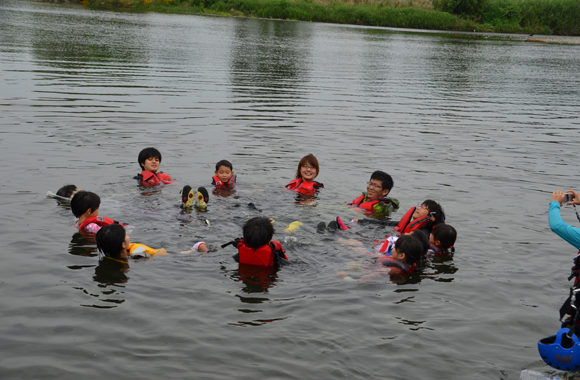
[551,189,580,206]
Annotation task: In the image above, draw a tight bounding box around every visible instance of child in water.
[285,154,324,196]
[349,171,399,217]
[57,184,79,198]
[135,147,174,186]
[355,199,445,237]
[338,234,424,280]
[376,229,430,256]
[427,223,457,255]
[71,191,125,234]
[225,217,289,267]
[96,224,167,261]
[212,159,236,187]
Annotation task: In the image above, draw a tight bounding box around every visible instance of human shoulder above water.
[96,224,167,261]
[348,170,399,217]
[285,154,324,196]
[135,147,174,186]
[212,159,236,187]
[71,191,125,234]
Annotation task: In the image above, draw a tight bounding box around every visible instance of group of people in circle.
[53,148,457,278]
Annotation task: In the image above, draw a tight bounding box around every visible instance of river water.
[1,0,580,378]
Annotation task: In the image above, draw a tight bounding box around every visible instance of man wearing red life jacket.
[349,171,399,217]
[135,147,174,186]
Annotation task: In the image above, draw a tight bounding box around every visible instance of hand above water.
[551,189,580,206]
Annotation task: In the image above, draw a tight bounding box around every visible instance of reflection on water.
[69,232,98,257]
[2,0,580,378]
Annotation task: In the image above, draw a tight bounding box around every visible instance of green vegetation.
[78,0,580,35]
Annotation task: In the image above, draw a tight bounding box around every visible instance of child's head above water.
[56,184,78,198]
[410,230,430,255]
[215,159,234,183]
[138,147,162,173]
[412,199,446,226]
[393,234,423,267]
[96,224,129,260]
[367,170,393,198]
[430,223,457,254]
[71,191,101,218]
[295,154,319,181]
[243,217,274,250]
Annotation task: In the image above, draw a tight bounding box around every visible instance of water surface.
[1,1,580,378]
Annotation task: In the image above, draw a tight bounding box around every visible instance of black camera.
[564,193,573,203]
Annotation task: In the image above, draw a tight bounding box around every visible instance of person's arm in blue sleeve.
[549,190,580,251]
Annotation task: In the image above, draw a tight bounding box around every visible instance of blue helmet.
[538,328,580,371]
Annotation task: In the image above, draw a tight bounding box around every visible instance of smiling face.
[142,157,160,173]
[300,163,318,181]
[367,179,389,199]
[215,165,234,183]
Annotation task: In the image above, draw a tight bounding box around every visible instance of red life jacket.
[235,239,288,267]
[394,207,432,234]
[285,178,324,196]
[138,171,173,186]
[78,216,124,232]
[212,174,236,187]
[351,194,393,211]
[377,256,416,274]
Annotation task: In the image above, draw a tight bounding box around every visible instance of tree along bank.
[46,0,580,36]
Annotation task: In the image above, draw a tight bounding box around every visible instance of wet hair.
[96,224,126,259]
[71,191,101,218]
[410,230,430,255]
[431,223,457,254]
[370,170,393,191]
[243,217,275,250]
[295,154,320,179]
[138,147,162,170]
[57,184,77,198]
[421,199,446,226]
[395,234,423,267]
[215,160,233,171]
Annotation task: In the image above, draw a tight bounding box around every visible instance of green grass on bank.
[481,0,580,35]
[79,0,580,35]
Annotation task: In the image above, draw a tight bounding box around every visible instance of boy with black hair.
[212,159,236,187]
[349,170,399,217]
[135,147,174,186]
[71,191,124,234]
[225,217,289,267]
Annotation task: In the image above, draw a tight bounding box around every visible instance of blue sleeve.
[549,201,580,251]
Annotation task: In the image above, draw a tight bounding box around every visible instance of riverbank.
[38,0,580,36]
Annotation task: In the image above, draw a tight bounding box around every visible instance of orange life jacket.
[137,171,173,186]
[234,239,288,267]
[394,207,432,234]
[285,178,323,196]
[78,216,125,232]
[351,194,393,211]
[212,174,236,187]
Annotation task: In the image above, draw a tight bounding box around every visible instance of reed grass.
[80,0,580,35]
[481,0,580,35]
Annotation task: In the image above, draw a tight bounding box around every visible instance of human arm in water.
[549,190,580,251]
[352,218,398,226]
